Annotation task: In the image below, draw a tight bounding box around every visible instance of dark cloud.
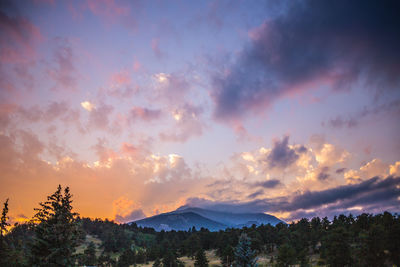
[247,189,264,199]
[212,0,400,120]
[283,176,400,212]
[317,166,330,181]
[336,167,346,174]
[327,99,400,129]
[253,179,281,188]
[266,136,303,168]
[186,176,400,219]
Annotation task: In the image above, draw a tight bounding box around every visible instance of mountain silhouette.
[132,206,285,231]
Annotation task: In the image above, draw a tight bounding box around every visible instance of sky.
[1,0,400,224]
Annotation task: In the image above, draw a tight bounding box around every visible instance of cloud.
[13,102,82,133]
[317,166,330,181]
[326,99,400,129]
[81,101,95,112]
[390,161,400,176]
[185,176,400,220]
[152,72,191,105]
[253,179,281,188]
[120,142,138,156]
[88,102,114,130]
[47,38,78,91]
[0,1,43,97]
[159,104,204,143]
[0,130,207,222]
[247,189,264,199]
[212,0,400,121]
[344,158,389,183]
[112,196,145,223]
[111,70,131,85]
[115,209,145,223]
[315,143,349,166]
[266,136,305,169]
[0,3,42,64]
[102,70,138,99]
[129,107,162,122]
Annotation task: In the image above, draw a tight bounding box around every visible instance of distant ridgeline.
[132,206,285,231]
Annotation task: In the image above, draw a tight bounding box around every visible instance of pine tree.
[84,241,97,265]
[0,199,11,265]
[221,245,234,267]
[0,198,10,237]
[162,249,178,267]
[277,243,296,267]
[194,249,209,267]
[30,185,82,266]
[234,233,258,267]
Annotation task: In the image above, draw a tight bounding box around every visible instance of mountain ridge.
[132,206,285,231]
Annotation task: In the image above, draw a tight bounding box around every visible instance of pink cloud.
[88,103,114,130]
[133,60,141,72]
[111,70,131,85]
[159,104,205,143]
[0,10,43,64]
[152,72,190,105]
[47,38,79,91]
[92,138,118,163]
[104,70,138,99]
[129,107,162,122]
[120,142,138,156]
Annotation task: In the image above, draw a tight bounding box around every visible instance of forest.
[1,186,400,267]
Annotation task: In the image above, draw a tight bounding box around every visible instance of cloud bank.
[212,0,400,121]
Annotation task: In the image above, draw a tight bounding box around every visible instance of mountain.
[133,211,227,231]
[132,206,285,231]
[171,207,284,228]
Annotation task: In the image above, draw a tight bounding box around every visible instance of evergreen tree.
[321,226,351,267]
[0,199,11,265]
[83,241,97,266]
[30,185,82,266]
[277,243,296,267]
[234,233,257,267]
[220,245,234,267]
[0,198,9,237]
[162,249,178,267]
[194,249,209,267]
[117,248,136,267]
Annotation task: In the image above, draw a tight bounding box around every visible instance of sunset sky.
[1,0,400,224]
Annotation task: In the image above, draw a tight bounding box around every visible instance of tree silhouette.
[194,249,209,267]
[277,243,296,267]
[30,185,82,266]
[0,199,11,265]
[0,198,9,237]
[84,241,97,265]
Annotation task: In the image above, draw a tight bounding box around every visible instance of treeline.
[1,186,400,266]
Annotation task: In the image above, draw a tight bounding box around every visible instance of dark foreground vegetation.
[1,186,400,266]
